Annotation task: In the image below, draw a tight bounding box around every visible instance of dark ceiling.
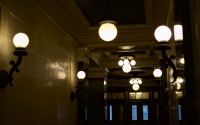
[32,0,184,90]
[75,0,146,26]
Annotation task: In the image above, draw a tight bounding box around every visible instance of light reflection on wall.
[49,63,67,80]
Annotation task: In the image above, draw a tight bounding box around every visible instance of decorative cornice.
[88,68,109,78]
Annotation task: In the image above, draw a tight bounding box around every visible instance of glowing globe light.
[129,80,133,84]
[122,64,131,73]
[132,84,139,91]
[98,23,117,42]
[174,25,183,41]
[118,60,124,66]
[130,60,136,66]
[77,71,86,79]
[138,79,142,84]
[177,77,183,83]
[180,57,185,64]
[153,68,162,78]
[13,33,29,48]
[123,59,129,65]
[133,79,137,84]
[154,25,172,42]
[177,82,181,90]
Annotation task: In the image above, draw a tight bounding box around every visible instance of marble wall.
[0,0,78,125]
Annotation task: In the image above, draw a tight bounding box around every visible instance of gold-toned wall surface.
[0,0,78,125]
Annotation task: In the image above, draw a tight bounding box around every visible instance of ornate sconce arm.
[161,50,177,83]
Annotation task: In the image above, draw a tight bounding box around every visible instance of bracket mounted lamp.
[0,33,29,88]
[154,25,177,83]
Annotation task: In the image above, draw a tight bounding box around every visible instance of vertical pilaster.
[77,48,89,125]
[87,68,109,125]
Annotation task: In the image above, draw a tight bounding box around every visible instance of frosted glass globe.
[153,68,162,78]
[77,71,86,79]
[130,60,136,66]
[129,80,133,84]
[177,77,183,83]
[123,59,129,65]
[138,79,142,84]
[13,33,29,48]
[180,57,185,64]
[177,82,181,90]
[118,60,124,66]
[132,84,139,91]
[122,64,131,73]
[154,25,172,42]
[98,23,117,41]
[174,25,183,41]
[133,79,137,84]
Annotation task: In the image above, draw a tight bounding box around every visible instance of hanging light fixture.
[154,25,177,83]
[129,78,142,84]
[118,52,136,73]
[132,84,139,91]
[98,1,117,42]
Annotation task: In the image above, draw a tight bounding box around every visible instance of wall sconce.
[70,86,80,101]
[132,84,139,91]
[77,70,86,79]
[154,25,177,83]
[153,68,162,78]
[98,1,117,42]
[0,33,29,88]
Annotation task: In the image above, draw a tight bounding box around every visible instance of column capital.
[88,68,109,78]
[77,47,90,65]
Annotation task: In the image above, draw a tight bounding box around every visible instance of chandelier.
[118,52,136,73]
[129,73,142,91]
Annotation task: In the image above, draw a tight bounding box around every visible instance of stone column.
[87,68,109,125]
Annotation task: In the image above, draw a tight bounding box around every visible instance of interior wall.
[0,0,78,125]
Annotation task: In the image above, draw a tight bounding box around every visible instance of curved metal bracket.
[0,48,27,88]
[161,50,177,83]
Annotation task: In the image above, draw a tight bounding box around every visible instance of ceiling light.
[130,60,136,66]
[122,64,131,73]
[99,21,117,41]
[118,60,124,66]
[132,84,139,91]
[98,2,117,42]
[153,68,162,78]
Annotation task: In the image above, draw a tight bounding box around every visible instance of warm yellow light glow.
[180,57,185,64]
[129,80,133,84]
[123,59,129,65]
[122,64,131,73]
[154,25,172,42]
[177,82,181,90]
[153,68,162,78]
[118,60,124,66]
[98,23,117,41]
[132,84,139,91]
[177,77,184,83]
[174,25,183,41]
[13,33,29,48]
[77,71,86,79]
[138,80,142,84]
[130,60,136,66]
